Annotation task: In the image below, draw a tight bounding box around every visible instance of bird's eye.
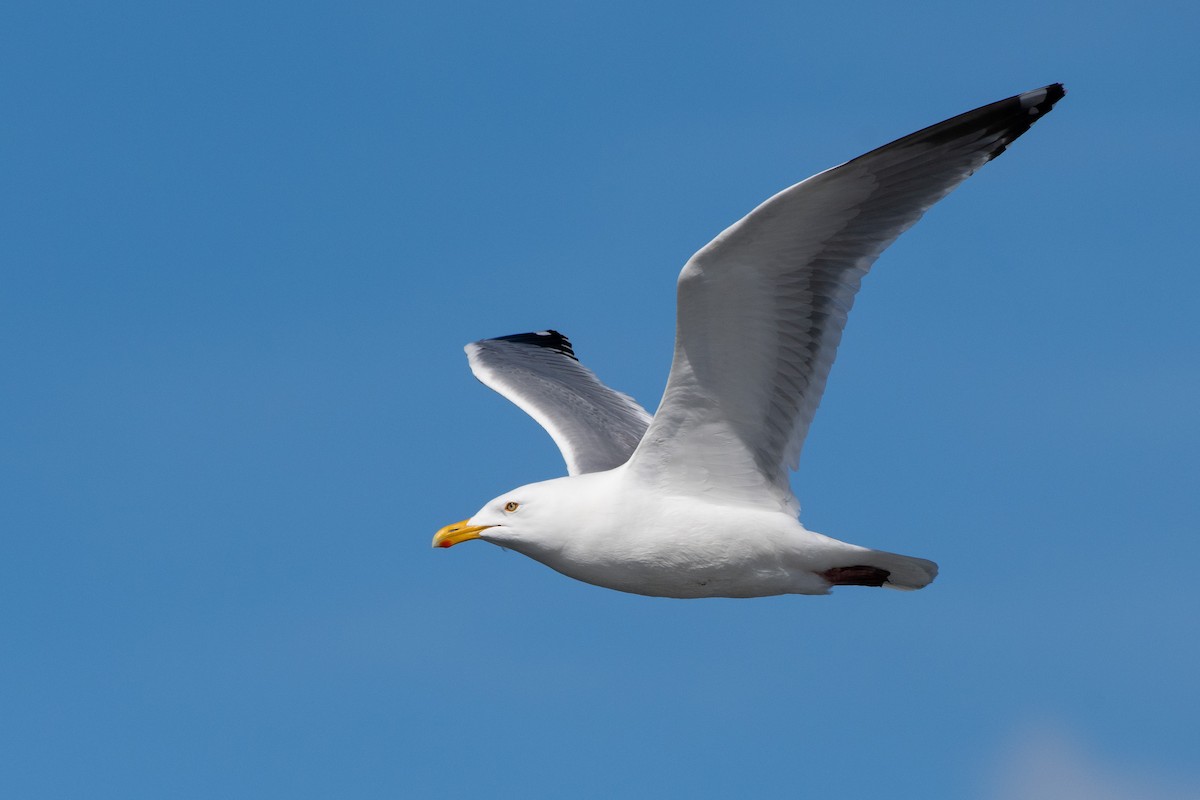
[504,501,519,512]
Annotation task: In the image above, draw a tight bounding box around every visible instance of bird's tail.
[821,548,938,591]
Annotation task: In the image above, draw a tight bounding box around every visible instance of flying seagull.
[434,84,1065,598]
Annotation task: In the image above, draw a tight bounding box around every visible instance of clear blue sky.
[3,2,1198,798]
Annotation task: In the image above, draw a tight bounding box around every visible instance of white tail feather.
[871,550,938,591]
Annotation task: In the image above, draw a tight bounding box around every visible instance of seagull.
[434,84,1065,598]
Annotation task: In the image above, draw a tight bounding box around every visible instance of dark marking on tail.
[821,566,891,587]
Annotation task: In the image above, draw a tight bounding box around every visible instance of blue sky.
[3,1,1198,797]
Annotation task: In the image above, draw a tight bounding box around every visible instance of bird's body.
[434,84,1064,598]
[466,468,934,598]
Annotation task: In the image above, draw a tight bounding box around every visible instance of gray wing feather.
[466,331,652,475]
[629,84,1065,513]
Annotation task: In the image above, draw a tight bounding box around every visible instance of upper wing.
[628,84,1065,513]
[466,330,652,475]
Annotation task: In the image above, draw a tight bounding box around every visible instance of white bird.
[434,84,1065,598]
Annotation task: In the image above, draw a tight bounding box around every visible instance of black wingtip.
[853,82,1068,170]
[1020,83,1066,117]
[982,82,1066,161]
[490,330,578,361]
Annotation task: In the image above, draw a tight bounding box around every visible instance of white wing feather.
[466,331,652,475]
[628,85,1065,513]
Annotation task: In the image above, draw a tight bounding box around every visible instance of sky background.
[3,1,1198,798]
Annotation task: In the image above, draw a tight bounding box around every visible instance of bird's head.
[432,477,580,555]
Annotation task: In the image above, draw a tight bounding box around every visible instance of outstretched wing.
[628,84,1065,513]
[466,331,652,475]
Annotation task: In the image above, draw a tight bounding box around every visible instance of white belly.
[519,501,840,598]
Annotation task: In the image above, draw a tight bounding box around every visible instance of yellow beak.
[432,519,491,548]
